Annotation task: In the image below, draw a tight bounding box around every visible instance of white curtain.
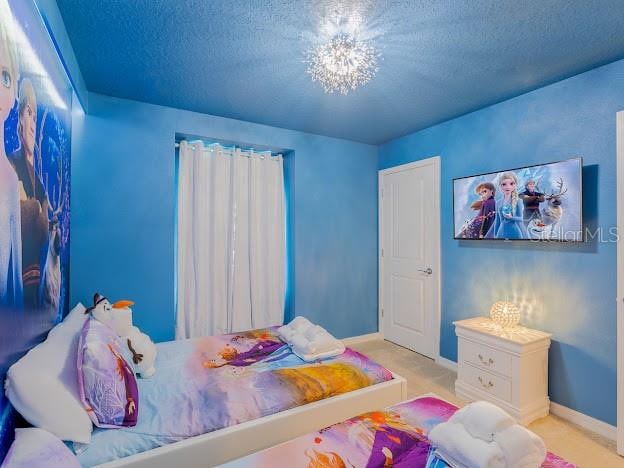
[176,141,286,339]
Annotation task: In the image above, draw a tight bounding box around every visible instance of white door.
[380,157,440,358]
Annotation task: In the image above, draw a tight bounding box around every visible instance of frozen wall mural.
[453,158,582,241]
[0,0,73,458]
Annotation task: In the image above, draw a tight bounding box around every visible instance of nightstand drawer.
[459,338,512,376]
[459,362,512,402]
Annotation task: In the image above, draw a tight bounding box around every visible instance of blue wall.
[379,59,624,425]
[70,92,379,343]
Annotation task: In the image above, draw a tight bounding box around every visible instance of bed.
[72,327,406,467]
[222,395,575,468]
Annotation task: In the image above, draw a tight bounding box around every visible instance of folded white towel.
[451,401,515,442]
[430,401,546,468]
[278,316,345,361]
[493,424,546,468]
[429,421,505,468]
[289,334,309,350]
[308,332,336,354]
[304,324,324,340]
[278,316,313,342]
[290,316,312,332]
[292,332,345,361]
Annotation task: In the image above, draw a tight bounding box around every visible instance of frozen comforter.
[75,327,393,466]
[224,396,575,468]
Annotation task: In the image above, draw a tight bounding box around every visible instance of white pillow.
[0,428,80,468]
[4,303,92,443]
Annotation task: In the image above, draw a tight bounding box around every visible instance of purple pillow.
[77,317,139,428]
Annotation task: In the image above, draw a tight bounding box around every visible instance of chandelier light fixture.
[306,33,380,95]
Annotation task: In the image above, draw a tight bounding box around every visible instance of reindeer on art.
[540,178,567,238]
[41,161,65,314]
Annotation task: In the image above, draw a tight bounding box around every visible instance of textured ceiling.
[56,0,624,144]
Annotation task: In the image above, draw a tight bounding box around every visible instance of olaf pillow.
[4,303,93,443]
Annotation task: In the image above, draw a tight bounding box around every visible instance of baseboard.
[435,355,458,372]
[342,332,384,346]
[550,401,617,442]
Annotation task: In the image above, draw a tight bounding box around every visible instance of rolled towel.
[493,424,546,468]
[429,421,505,468]
[451,401,515,442]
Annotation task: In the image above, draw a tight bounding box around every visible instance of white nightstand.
[454,317,551,425]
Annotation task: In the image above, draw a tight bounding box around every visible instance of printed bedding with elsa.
[75,327,393,466]
[224,396,576,468]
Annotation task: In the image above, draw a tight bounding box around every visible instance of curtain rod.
[175,141,282,158]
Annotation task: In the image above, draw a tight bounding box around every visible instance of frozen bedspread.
[224,396,575,468]
[75,327,392,466]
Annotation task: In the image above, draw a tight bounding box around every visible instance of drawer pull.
[478,354,494,366]
[478,376,494,389]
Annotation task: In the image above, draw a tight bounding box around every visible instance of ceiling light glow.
[306,33,379,95]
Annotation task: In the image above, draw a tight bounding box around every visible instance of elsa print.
[486,171,528,240]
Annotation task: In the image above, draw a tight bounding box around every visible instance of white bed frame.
[98,372,407,468]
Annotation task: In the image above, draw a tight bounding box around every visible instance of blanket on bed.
[223,396,575,468]
[76,327,393,466]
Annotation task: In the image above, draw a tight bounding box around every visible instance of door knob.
[418,268,433,275]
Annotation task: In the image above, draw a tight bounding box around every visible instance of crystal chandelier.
[306,33,379,95]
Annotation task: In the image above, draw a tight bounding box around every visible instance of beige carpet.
[350,339,622,467]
